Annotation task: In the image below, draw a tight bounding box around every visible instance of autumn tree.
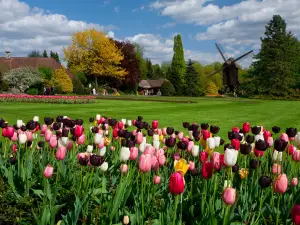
[64,29,127,88]
[51,68,73,93]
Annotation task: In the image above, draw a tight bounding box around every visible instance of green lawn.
[1,97,300,136]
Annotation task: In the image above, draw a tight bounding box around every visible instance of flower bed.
[0,116,300,224]
[0,94,96,104]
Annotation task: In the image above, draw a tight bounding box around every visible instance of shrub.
[205,82,218,95]
[3,67,43,93]
[72,76,85,95]
[25,88,39,95]
[38,67,53,80]
[160,81,175,96]
[51,68,73,93]
[55,85,63,94]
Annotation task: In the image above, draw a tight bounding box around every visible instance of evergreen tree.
[152,64,164,79]
[249,15,300,95]
[146,58,153,79]
[168,34,186,95]
[28,50,42,57]
[43,50,48,58]
[134,43,148,79]
[185,59,203,96]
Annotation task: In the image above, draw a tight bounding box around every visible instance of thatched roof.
[138,79,165,88]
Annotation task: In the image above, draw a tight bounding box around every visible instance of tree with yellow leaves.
[51,68,73,93]
[64,29,127,88]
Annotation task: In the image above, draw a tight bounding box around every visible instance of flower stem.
[172,195,179,225]
[275,195,280,225]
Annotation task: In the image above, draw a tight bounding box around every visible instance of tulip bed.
[1,116,300,225]
[0,94,96,104]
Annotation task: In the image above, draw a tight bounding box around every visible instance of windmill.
[207,43,253,97]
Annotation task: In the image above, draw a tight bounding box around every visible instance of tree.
[185,59,203,96]
[134,43,148,79]
[28,50,42,57]
[51,68,73,93]
[168,34,186,95]
[113,40,141,93]
[64,28,127,88]
[50,51,60,63]
[3,67,43,92]
[146,58,153,79]
[152,64,164,79]
[43,50,48,58]
[249,15,300,95]
[38,67,53,80]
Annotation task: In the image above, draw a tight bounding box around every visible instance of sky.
[1,0,300,68]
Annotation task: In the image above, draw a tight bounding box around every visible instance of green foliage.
[3,67,43,93]
[0,62,9,92]
[50,51,60,63]
[38,67,53,80]
[152,64,165,79]
[72,76,85,95]
[28,50,42,57]
[43,50,48,58]
[146,58,153,79]
[248,15,300,95]
[168,34,186,95]
[160,80,175,96]
[55,85,63,94]
[25,88,39,95]
[134,43,148,80]
[185,59,204,96]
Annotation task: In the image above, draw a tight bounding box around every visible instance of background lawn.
[1,96,300,137]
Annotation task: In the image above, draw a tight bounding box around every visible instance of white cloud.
[0,0,115,59]
[157,22,176,29]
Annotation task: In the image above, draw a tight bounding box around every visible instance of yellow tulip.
[94,121,97,126]
[200,137,206,148]
[104,137,111,146]
[205,144,214,155]
[174,159,189,176]
[239,168,249,179]
[159,135,164,142]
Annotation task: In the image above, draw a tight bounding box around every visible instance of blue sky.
[0,0,299,67]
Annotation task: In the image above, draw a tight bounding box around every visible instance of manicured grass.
[1,96,300,137]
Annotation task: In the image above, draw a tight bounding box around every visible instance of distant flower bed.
[0,94,96,104]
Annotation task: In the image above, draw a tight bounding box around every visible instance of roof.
[0,57,74,79]
[138,79,166,88]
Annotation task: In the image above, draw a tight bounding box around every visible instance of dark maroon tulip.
[251,126,261,135]
[9,156,17,165]
[44,117,53,126]
[255,140,268,151]
[90,155,104,166]
[109,119,117,127]
[250,159,260,169]
[183,122,189,129]
[79,156,89,166]
[167,127,174,135]
[0,118,4,127]
[210,125,220,134]
[26,120,36,130]
[26,141,32,148]
[193,130,200,138]
[194,136,200,141]
[147,129,154,136]
[191,168,201,176]
[56,116,63,123]
[274,139,288,152]
[38,141,45,148]
[127,140,135,148]
[19,125,26,132]
[232,164,239,173]
[240,143,252,155]
[224,144,233,151]
[91,127,99,134]
[123,131,130,139]
[220,139,225,145]
[75,119,83,126]
[130,134,136,141]
[259,176,272,188]
[286,128,297,138]
[62,129,69,137]
[56,131,62,138]
[228,131,239,140]
[165,137,176,147]
[175,131,179,135]
[89,117,94,123]
[53,122,61,131]
[191,124,199,131]
[68,120,76,128]
[137,116,143,121]
[121,139,128,147]
[136,121,144,129]
[71,135,77,141]
[272,126,280,134]
[246,135,255,144]
[201,123,209,130]
[13,124,18,130]
[177,141,187,150]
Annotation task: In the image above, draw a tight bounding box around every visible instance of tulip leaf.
[32,189,44,199]
[50,204,66,225]
[41,207,51,225]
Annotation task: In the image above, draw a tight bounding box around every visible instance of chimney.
[5,51,11,59]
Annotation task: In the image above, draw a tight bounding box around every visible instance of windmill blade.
[206,66,226,77]
[215,43,227,62]
[233,50,254,63]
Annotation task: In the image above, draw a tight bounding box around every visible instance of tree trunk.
[94,75,98,89]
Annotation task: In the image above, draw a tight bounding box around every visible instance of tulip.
[153,140,160,149]
[17,119,23,128]
[74,125,84,137]
[212,152,222,171]
[152,120,158,129]
[90,154,105,166]
[232,127,239,133]
[136,132,143,144]
[251,126,261,135]
[49,135,58,148]
[259,175,272,188]
[296,133,300,147]
[202,162,213,179]
[263,130,271,141]
[189,161,195,171]
[189,145,198,157]
[123,215,130,225]
[214,136,221,147]
[280,133,289,142]
[231,139,240,150]
[250,159,260,169]
[110,146,115,151]
[43,165,54,178]
[178,132,184,140]
[240,143,252,155]
[291,178,298,187]
[291,204,300,225]
[289,144,296,155]
[286,128,297,138]
[77,134,85,145]
[254,149,264,157]
[33,116,39,122]
[174,159,189,176]
[154,175,161,184]
[224,147,238,166]
[210,125,220,134]
[239,168,249,179]
[6,126,14,138]
[293,150,300,162]
[273,174,288,193]
[202,130,210,140]
[207,137,216,150]
[169,172,185,195]
[66,141,73,150]
[26,131,33,141]
[45,130,52,142]
[272,163,281,175]
[127,120,132,126]
[11,132,18,142]
[94,133,103,144]
[18,133,27,144]
[139,154,152,172]
[99,147,106,156]
[267,136,273,147]
[100,162,108,172]
[243,122,250,133]
[200,151,208,163]
[272,150,282,162]
[56,146,67,160]
[96,114,101,121]
[222,187,236,205]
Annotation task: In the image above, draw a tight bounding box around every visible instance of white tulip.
[208,137,215,149]
[63,116,67,119]
[33,116,39,122]
[153,140,160,149]
[214,136,221,147]
[272,150,282,162]
[19,133,27,144]
[192,145,199,157]
[96,114,101,120]
[17,120,23,128]
[94,133,103,144]
[224,148,238,166]
[127,120,132,126]
[105,130,109,136]
[153,134,159,141]
[121,118,126,125]
[58,139,64,148]
[87,145,93,153]
[120,147,130,162]
[61,137,68,146]
[255,134,264,141]
[295,132,300,147]
[142,137,146,144]
[100,162,108,172]
[99,147,106,156]
[139,143,146,152]
[239,133,244,142]
[188,131,194,140]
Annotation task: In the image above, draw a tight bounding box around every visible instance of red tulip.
[152,120,158,129]
[254,149,264,157]
[291,204,300,225]
[6,126,14,138]
[231,139,240,150]
[169,172,185,195]
[263,130,271,141]
[202,130,210,140]
[232,127,240,133]
[11,144,17,153]
[222,187,236,205]
[2,128,7,137]
[289,144,296,155]
[202,161,213,179]
[74,125,84,138]
[243,122,250,133]
[117,121,124,130]
[273,174,288,194]
[200,151,208,163]
[132,120,137,126]
[56,146,67,160]
[113,128,119,138]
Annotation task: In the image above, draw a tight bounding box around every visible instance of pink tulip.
[212,152,222,171]
[11,144,17,153]
[178,132,184,140]
[26,131,33,141]
[139,154,152,172]
[98,138,105,149]
[280,133,289,142]
[45,130,52,142]
[289,144,296,155]
[43,165,54,178]
[117,121,124,130]
[267,137,273,147]
[56,146,67,160]
[154,175,161,184]
[41,124,47,134]
[120,164,128,174]
[293,150,300,162]
[77,134,85,145]
[173,152,180,161]
[222,188,236,205]
[110,146,115,151]
[98,129,104,135]
[291,178,298,187]
[132,130,137,136]
[151,155,159,170]
[171,133,176,139]
[273,174,288,194]
[49,135,58,148]
[144,145,155,155]
[158,155,166,166]
[66,141,73,150]
[11,132,18,142]
[272,163,281,175]
[136,132,143,144]
[162,128,167,136]
[130,147,138,160]
[187,141,194,152]
[77,152,86,160]
[189,161,195,171]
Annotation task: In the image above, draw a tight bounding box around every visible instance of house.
[138,79,166,95]
[0,51,74,79]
